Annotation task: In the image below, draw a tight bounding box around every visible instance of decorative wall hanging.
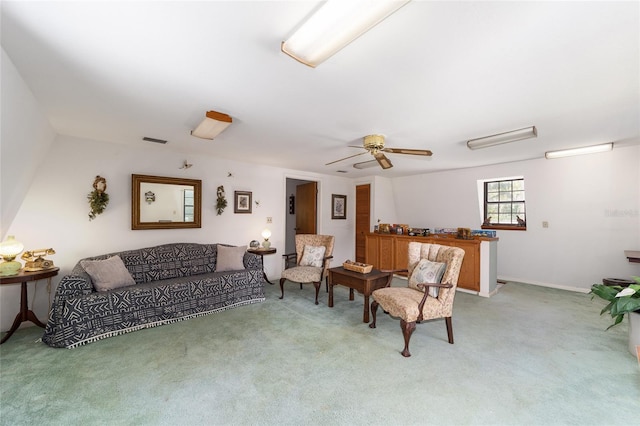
[331,194,346,220]
[88,176,109,221]
[234,191,252,214]
[216,185,227,215]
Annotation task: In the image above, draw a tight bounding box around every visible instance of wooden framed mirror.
[131,174,202,230]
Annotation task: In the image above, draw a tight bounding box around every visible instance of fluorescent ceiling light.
[191,110,232,140]
[281,0,410,68]
[467,126,537,150]
[353,160,379,169]
[545,143,613,159]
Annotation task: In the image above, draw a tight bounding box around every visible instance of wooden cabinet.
[365,233,496,292]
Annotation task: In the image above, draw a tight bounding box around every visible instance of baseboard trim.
[498,276,591,294]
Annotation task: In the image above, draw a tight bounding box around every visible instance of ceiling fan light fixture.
[363,134,385,153]
[191,110,233,140]
[281,0,410,68]
[467,126,537,150]
[545,142,613,159]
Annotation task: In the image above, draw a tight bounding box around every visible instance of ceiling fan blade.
[383,147,433,156]
[325,151,368,166]
[374,153,393,169]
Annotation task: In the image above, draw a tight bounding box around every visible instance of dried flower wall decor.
[88,175,109,221]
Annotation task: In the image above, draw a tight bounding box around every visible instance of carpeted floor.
[1,279,638,425]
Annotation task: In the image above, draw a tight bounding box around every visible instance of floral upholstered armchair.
[369,242,465,357]
[280,234,334,305]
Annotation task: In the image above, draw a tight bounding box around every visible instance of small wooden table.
[0,267,59,344]
[247,248,276,284]
[328,267,392,323]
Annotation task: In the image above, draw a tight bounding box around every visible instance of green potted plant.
[591,277,640,356]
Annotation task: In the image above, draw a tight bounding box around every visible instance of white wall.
[1,135,355,331]
[0,48,56,238]
[391,146,640,291]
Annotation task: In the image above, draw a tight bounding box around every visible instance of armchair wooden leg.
[279,278,286,300]
[445,316,454,344]
[313,281,320,305]
[400,319,416,357]
[369,300,379,328]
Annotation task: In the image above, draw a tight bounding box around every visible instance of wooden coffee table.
[328,267,392,323]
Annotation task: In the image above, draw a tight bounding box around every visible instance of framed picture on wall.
[234,191,252,214]
[331,194,346,220]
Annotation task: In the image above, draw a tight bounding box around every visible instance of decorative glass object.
[0,235,24,276]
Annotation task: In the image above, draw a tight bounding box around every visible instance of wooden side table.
[328,266,392,323]
[247,248,276,284]
[0,267,59,344]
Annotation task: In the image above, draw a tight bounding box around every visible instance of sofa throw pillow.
[299,245,326,268]
[409,258,447,298]
[216,245,247,272]
[80,255,136,292]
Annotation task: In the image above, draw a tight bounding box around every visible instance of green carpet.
[1,280,638,425]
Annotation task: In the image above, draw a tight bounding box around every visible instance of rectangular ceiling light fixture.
[281,0,411,68]
[191,110,233,140]
[467,126,537,150]
[545,142,613,159]
[353,159,379,169]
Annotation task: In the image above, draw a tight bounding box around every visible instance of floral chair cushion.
[281,265,322,283]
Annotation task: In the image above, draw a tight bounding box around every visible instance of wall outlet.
[267,217,272,224]
[542,221,549,228]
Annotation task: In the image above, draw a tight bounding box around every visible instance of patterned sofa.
[42,243,265,348]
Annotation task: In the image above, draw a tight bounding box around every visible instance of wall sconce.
[467,126,537,150]
[261,229,272,249]
[191,110,233,140]
[0,235,24,276]
[545,143,613,159]
[281,0,410,68]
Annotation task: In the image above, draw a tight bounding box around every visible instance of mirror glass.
[132,174,202,230]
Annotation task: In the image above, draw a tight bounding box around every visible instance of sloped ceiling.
[1,1,638,178]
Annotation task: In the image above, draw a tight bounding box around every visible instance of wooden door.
[295,181,317,234]
[355,184,371,262]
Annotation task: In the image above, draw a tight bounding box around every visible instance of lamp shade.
[0,236,24,276]
[261,229,272,240]
[0,236,23,260]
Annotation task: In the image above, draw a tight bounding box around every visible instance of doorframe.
[283,174,322,255]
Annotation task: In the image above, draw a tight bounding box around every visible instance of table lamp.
[0,235,24,276]
[261,229,272,249]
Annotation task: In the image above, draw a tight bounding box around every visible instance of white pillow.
[299,245,326,268]
[80,255,136,292]
[409,258,446,298]
[216,245,247,272]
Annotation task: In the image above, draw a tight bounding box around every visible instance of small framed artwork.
[331,194,347,220]
[234,191,252,214]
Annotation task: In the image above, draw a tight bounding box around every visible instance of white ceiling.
[2,1,638,178]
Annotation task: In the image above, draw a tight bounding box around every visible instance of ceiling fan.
[325,135,432,170]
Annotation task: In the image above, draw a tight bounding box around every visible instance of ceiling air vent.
[143,136,167,144]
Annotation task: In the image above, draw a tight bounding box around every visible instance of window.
[184,189,194,222]
[482,178,526,230]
